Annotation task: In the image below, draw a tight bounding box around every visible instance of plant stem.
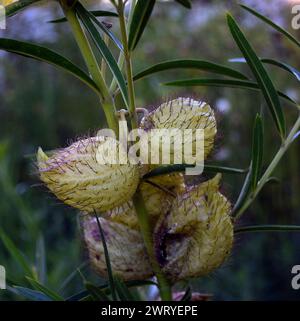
[133,192,172,301]
[63,7,119,133]
[118,1,138,129]
[110,0,136,93]
[235,112,300,220]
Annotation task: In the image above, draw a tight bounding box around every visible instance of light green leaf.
[227,14,286,139]
[235,225,300,234]
[250,114,264,190]
[26,277,64,301]
[0,228,33,278]
[240,4,300,48]
[35,235,47,285]
[134,59,248,81]
[49,10,119,23]
[163,78,296,104]
[128,0,156,50]
[230,57,300,82]
[85,282,110,301]
[93,213,117,301]
[143,164,247,179]
[174,0,192,9]
[5,0,41,18]
[85,10,123,52]
[0,38,99,95]
[8,285,52,301]
[76,3,129,107]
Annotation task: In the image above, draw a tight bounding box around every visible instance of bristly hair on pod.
[37,136,140,213]
[154,174,233,282]
[140,97,217,164]
[81,214,153,281]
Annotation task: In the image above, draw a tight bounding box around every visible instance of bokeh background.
[0,0,300,300]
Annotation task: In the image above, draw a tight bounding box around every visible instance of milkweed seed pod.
[104,173,186,229]
[2,0,18,6]
[37,136,139,213]
[82,215,153,281]
[154,174,233,282]
[140,97,217,163]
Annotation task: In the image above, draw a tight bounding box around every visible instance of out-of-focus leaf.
[114,276,135,301]
[134,59,248,81]
[174,0,192,9]
[240,4,300,48]
[8,285,52,301]
[235,225,300,234]
[163,78,296,104]
[76,4,128,107]
[35,235,46,285]
[227,14,286,139]
[85,282,110,301]
[232,170,252,219]
[250,114,264,190]
[181,286,192,301]
[0,229,33,278]
[143,164,247,179]
[93,213,117,301]
[128,0,156,50]
[5,0,40,18]
[26,277,64,301]
[229,57,300,82]
[49,10,118,23]
[0,38,99,95]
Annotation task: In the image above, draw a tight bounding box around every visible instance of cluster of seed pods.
[37,98,233,282]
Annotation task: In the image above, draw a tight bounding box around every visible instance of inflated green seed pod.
[82,215,153,281]
[154,174,233,282]
[103,172,186,229]
[140,97,217,161]
[37,136,139,213]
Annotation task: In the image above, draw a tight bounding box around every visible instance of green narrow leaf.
[128,0,156,50]
[240,4,300,48]
[76,3,129,107]
[227,14,286,139]
[143,164,247,179]
[85,282,110,301]
[230,57,300,82]
[8,285,52,301]
[174,0,192,9]
[0,229,33,278]
[49,10,119,23]
[85,10,123,52]
[163,78,296,104]
[26,277,64,301]
[134,59,248,81]
[5,0,40,18]
[35,235,47,285]
[93,212,117,301]
[181,286,192,301]
[114,276,135,301]
[235,225,300,234]
[0,38,99,95]
[232,169,252,218]
[250,114,264,190]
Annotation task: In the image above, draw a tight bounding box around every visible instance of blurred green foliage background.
[0,0,300,300]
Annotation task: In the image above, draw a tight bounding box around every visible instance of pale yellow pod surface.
[37,136,139,213]
[104,172,186,229]
[82,216,153,281]
[140,97,217,161]
[155,174,233,282]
